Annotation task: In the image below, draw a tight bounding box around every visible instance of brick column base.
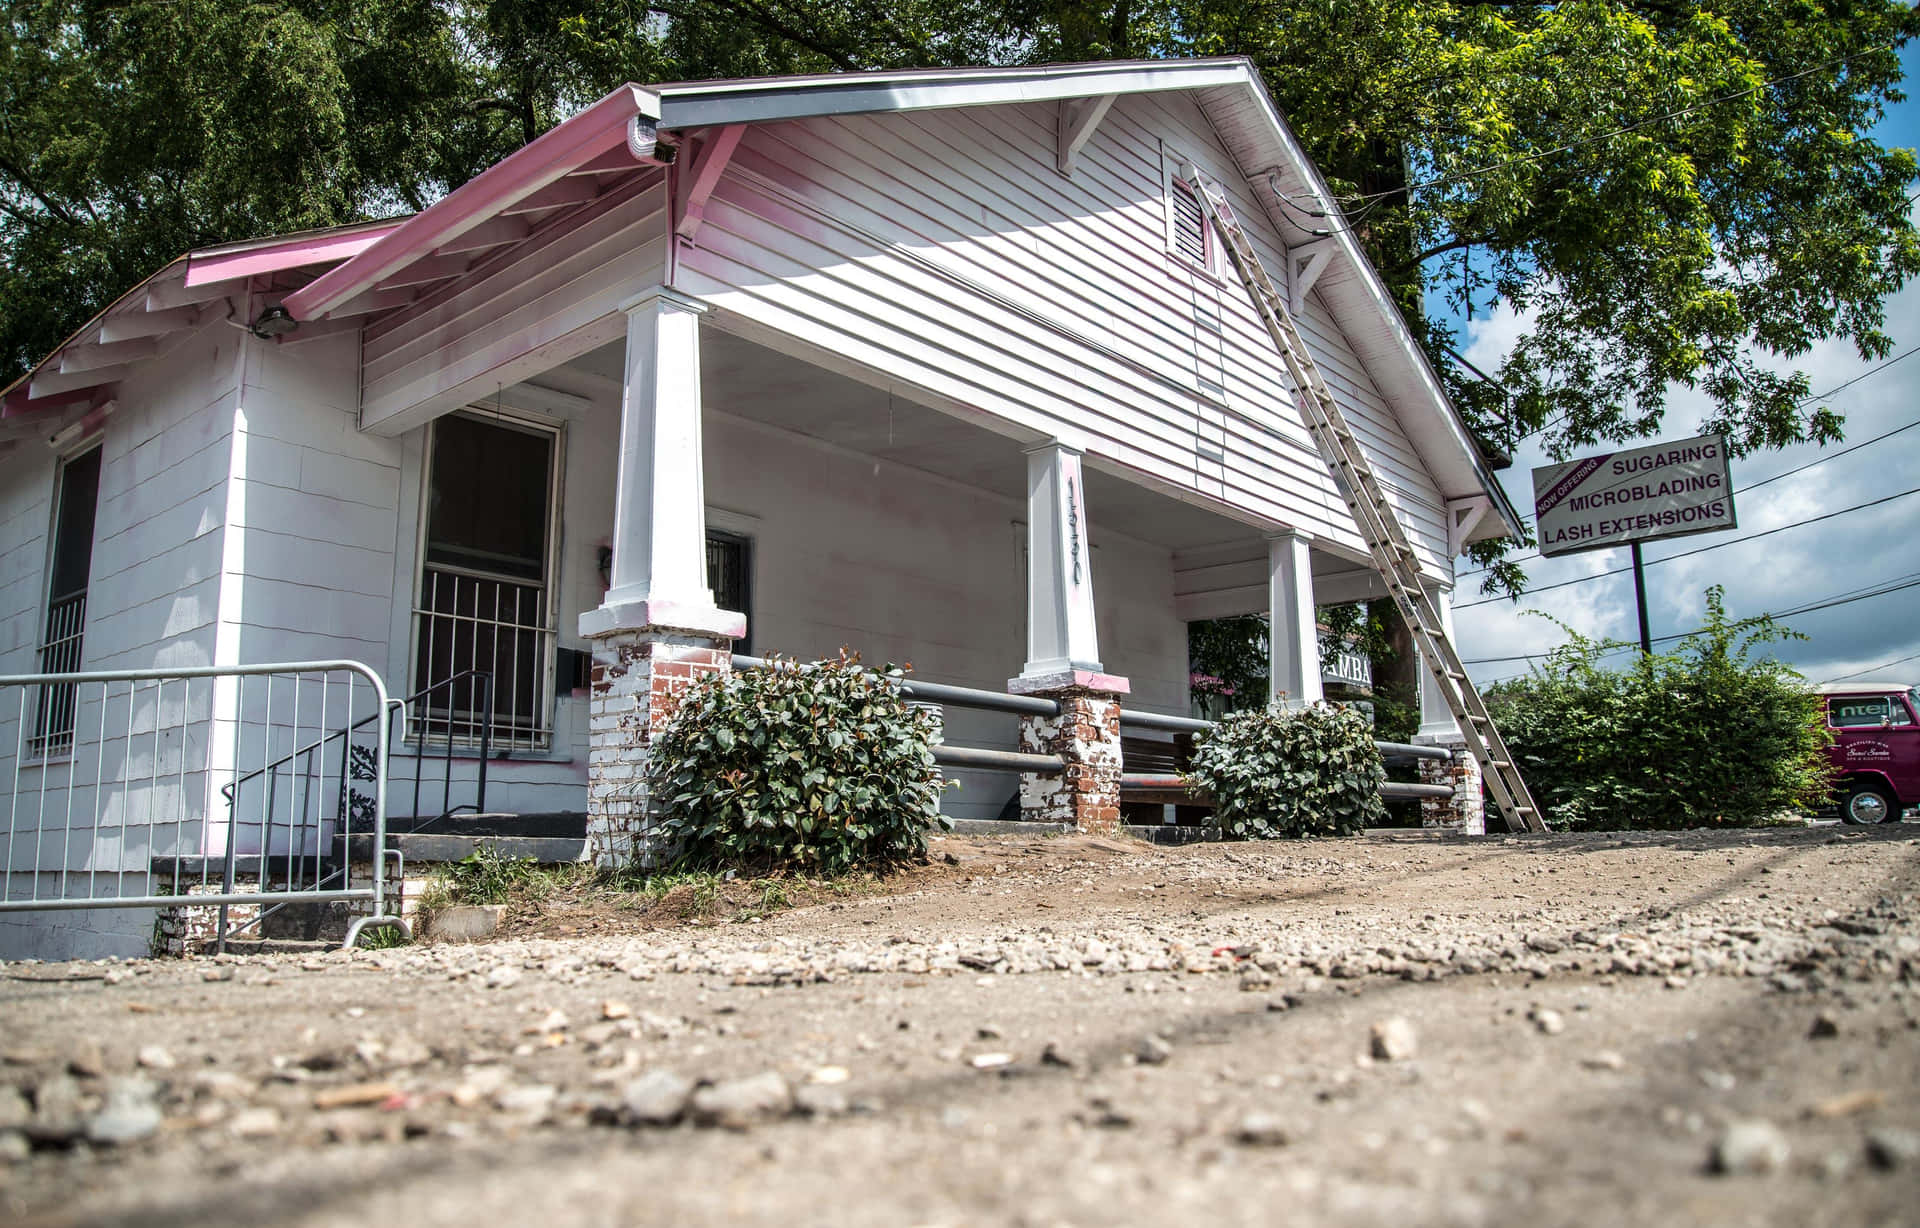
[1011,671,1128,835]
[1415,737,1485,835]
[584,630,732,867]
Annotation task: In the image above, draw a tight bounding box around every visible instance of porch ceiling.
[570,328,1266,555]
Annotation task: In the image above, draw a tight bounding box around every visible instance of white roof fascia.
[656,58,1252,130]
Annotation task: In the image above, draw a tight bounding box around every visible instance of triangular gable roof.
[2,57,1520,540]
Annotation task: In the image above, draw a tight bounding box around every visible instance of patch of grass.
[355,921,411,949]
[442,845,544,905]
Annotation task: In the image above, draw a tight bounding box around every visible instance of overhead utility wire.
[1454,483,1920,610]
[1821,651,1920,684]
[1461,572,1920,666]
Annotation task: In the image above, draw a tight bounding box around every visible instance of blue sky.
[1449,40,1920,689]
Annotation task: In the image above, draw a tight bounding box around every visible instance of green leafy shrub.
[646,651,952,874]
[1185,703,1387,838]
[1482,588,1831,831]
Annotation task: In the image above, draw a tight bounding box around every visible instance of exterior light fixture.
[249,306,300,339]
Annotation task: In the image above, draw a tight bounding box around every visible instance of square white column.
[579,286,744,642]
[1268,530,1323,708]
[1416,581,1462,738]
[1014,440,1127,695]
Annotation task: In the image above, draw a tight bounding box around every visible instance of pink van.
[1817,682,1920,824]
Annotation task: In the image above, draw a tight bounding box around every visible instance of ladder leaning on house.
[1185,168,1546,834]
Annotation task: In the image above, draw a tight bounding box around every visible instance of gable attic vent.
[1170,179,1209,266]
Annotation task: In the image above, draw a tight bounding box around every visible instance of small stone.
[976,1024,1003,1040]
[601,1000,632,1020]
[622,1070,694,1126]
[1664,975,1689,990]
[523,1008,569,1035]
[28,1073,84,1141]
[484,965,522,990]
[1040,1042,1078,1069]
[1526,936,1564,954]
[136,1045,177,1071]
[794,1085,849,1118]
[1235,1112,1291,1147]
[1711,1119,1790,1175]
[65,1042,107,1079]
[0,1086,30,1131]
[1135,1035,1172,1066]
[86,1077,162,1145]
[807,1065,850,1085]
[1807,1013,1840,1040]
[690,1072,793,1129]
[494,1084,558,1121]
[1370,1017,1418,1062]
[192,1071,256,1101]
[383,1035,432,1068]
[1532,1008,1566,1036]
[202,966,235,982]
[1809,1089,1884,1119]
[1865,1127,1920,1171]
[228,1107,284,1138]
[313,1082,400,1110]
[1581,1050,1626,1072]
[1084,1097,1132,1129]
[0,1131,27,1163]
[970,1052,1014,1070]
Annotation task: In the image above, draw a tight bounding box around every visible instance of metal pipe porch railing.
[731,655,1065,776]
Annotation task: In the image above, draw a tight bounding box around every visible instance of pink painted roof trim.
[282,84,661,322]
[184,223,403,287]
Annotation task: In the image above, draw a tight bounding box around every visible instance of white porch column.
[1267,530,1323,708]
[1415,581,1460,739]
[581,287,737,634]
[578,286,744,868]
[1010,439,1127,835]
[1019,440,1105,679]
[1412,581,1484,833]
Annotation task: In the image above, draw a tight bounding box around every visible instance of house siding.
[674,93,1450,573]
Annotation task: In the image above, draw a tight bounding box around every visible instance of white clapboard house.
[0,58,1519,957]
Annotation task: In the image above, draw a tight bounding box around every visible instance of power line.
[1820,652,1920,683]
[1460,572,1920,665]
[1457,412,1920,581]
[1455,483,1920,610]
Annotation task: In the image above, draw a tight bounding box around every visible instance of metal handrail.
[1119,708,1452,763]
[732,655,1060,718]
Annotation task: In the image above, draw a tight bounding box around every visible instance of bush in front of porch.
[1185,704,1388,838]
[645,651,953,875]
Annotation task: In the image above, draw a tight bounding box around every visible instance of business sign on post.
[1532,434,1736,558]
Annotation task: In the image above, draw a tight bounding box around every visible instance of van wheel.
[1840,784,1897,825]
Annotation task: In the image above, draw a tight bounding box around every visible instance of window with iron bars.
[410,412,559,751]
[34,445,100,755]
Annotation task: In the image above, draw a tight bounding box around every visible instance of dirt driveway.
[2,823,1917,1227]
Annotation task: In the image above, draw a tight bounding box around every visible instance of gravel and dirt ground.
[2,822,1918,1227]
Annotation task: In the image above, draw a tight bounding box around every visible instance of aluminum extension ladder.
[1185,168,1546,833]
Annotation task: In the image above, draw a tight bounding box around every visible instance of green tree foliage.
[1185,703,1387,837]
[1482,587,1832,829]
[646,652,952,873]
[6,0,1917,568]
[0,0,495,379]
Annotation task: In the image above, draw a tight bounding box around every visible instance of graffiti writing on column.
[1066,476,1082,586]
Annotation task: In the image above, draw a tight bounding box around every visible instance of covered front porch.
[383,300,1385,850]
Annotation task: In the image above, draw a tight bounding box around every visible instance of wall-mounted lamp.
[249,306,300,339]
